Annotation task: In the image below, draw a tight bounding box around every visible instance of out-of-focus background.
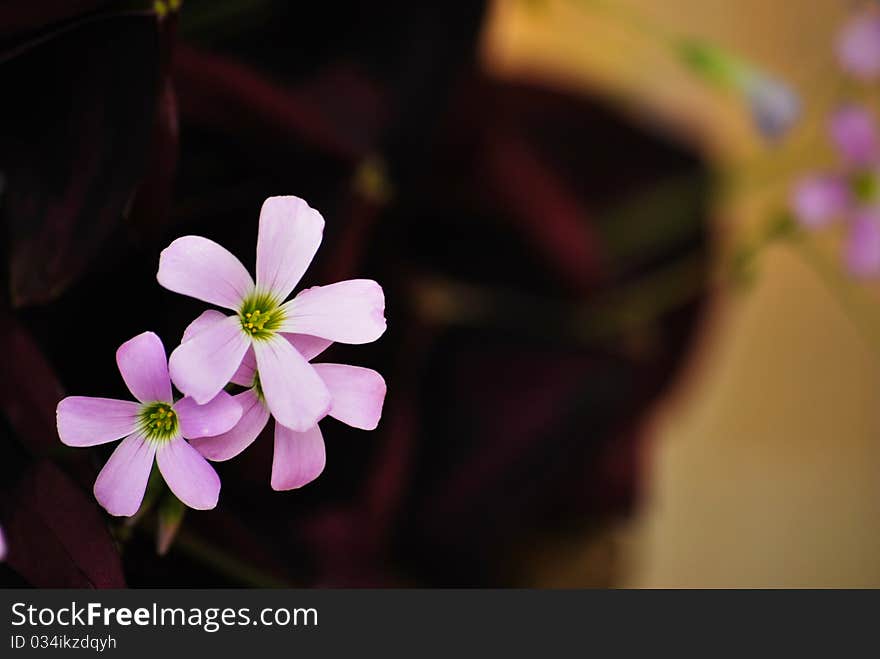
[486,0,880,587]
[1,0,879,588]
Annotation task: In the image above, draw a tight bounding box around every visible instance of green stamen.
[138,402,179,442]
[239,292,285,340]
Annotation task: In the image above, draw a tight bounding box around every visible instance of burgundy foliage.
[0,1,709,587]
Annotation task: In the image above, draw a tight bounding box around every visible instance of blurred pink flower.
[56,332,241,516]
[181,310,386,490]
[157,196,386,432]
[791,105,880,277]
[837,11,880,80]
[0,525,6,561]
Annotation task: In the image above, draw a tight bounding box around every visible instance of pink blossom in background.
[837,11,880,80]
[56,332,242,516]
[181,310,386,490]
[0,526,6,561]
[790,105,880,277]
[157,196,386,433]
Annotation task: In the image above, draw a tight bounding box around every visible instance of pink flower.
[0,525,6,561]
[56,332,242,516]
[181,310,386,490]
[837,11,880,80]
[157,196,386,432]
[790,106,880,277]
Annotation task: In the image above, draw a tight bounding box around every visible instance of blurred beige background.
[483,0,880,587]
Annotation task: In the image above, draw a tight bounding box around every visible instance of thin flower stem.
[792,239,880,361]
[171,529,297,588]
[134,521,297,588]
[412,253,706,345]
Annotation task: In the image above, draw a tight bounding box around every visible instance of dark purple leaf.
[1,461,125,587]
[0,313,63,453]
[174,44,367,164]
[128,12,179,241]
[0,13,160,306]
[0,1,112,40]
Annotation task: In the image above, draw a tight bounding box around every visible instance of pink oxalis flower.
[56,332,242,516]
[157,196,386,433]
[181,310,386,490]
[837,10,880,80]
[791,105,880,277]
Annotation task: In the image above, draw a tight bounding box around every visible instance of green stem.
[793,239,880,361]
[172,529,297,588]
[131,519,296,588]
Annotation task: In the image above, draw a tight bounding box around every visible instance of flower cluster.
[791,106,880,276]
[789,6,880,277]
[56,196,386,517]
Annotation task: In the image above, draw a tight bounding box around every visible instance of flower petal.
[837,14,880,81]
[271,422,325,491]
[830,106,878,166]
[181,309,228,343]
[231,347,257,387]
[312,363,386,430]
[0,525,6,561]
[157,235,254,310]
[181,309,256,387]
[190,389,270,461]
[169,314,251,404]
[56,397,139,447]
[253,335,330,431]
[790,175,850,229]
[156,437,221,510]
[279,279,386,344]
[175,390,242,439]
[845,211,880,278]
[93,433,157,517]
[256,196,324,302]
[285,333,333,361]
[116,331,172,403]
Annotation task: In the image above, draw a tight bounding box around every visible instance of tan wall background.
[483,0,880,587]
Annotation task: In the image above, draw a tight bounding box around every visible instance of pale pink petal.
[93,433,157,517]
[115,331,172,403]
[837,14,880,80]
[790,175,850,229]
[279,279,386,344]
[169,314,251,404]
[312,363,386,430]
[231,347,257,387]
[56,397,139,447]
[284,333,333,361]
[271,422,326,491]
[182,309,228,343]
[253,335,330,431]
[181,310,256,387]
[190,389,270,461]
[256,196,324,302]
[175,391,242,439]
[156,437,221,510]
[157,235,254,310]
[830,106,878,166]
[0,526,6,561]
